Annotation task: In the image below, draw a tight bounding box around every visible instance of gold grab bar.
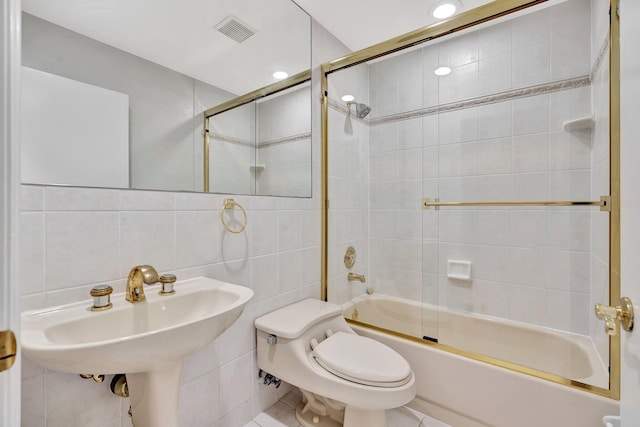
[422,195,610,212]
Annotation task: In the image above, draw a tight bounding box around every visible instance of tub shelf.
[562,115,595,132]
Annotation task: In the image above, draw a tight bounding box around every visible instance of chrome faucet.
[125,265,160,303]
[348,272,366,283]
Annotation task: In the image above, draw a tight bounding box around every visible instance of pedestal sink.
[21,276,253,427]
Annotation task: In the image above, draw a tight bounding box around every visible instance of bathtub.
[343,294,619,427]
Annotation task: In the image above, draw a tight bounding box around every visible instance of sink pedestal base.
[127,364,183,427]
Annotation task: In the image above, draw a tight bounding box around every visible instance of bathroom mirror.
[20,0,311,196]
[205,71,311,197]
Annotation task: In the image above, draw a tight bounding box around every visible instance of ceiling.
[21,0,310,95]
[294,0,495,52]
[21,0,496,95]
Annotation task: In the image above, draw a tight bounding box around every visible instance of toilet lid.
[312,332,412,388]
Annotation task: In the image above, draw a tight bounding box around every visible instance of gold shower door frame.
[320,0,621,399]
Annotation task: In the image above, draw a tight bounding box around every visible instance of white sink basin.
[21,276,253,427]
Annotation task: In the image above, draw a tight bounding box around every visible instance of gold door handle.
[595,297,634,336]
[0,330,17,372]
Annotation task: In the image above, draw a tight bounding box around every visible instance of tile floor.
[246,389,450,427]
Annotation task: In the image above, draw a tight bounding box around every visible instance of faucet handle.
[90,284,113,311]
[159,274,176,296]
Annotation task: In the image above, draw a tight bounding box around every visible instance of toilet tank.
[255,299,348,384]
[255,298,342,339]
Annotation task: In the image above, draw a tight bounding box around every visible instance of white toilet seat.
[312,332,412,388]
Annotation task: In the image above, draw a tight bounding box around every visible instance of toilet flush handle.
[266,334,277,345]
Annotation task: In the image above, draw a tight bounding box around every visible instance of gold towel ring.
[220,198,247,234]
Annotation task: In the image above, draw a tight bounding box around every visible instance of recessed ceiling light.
[273,71,288,80]
[434,66,452,76]
[431,1,461,19]
[341,94,355,102]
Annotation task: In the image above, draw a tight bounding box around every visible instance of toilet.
[255,298,416,427]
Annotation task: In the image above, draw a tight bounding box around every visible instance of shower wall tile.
[548,211,591,252]
[476,175,511,201]
[549,170,591,201]
[478,53,512,95]
[478,21,512,60]
[511,133,549,173]
[398,181,422,211]
[550,33,591,81]
[438,142,479,178]
[511,172,550,200]
[549,131,591,170]
[474,280,512,319]
[422,147,439,179]
[477,102,512,140]
[473,245,512,283]
[512,95,550,136]
[509,284,547,325]
[549,86,592,132]
[511,8,550,50]
[438,210,478,244]
[439,32,479,68]
[510,210,549,248]
[476,210,511,247]
[591,0,610,60]
[438,107,478,145]
[547,289,590,335]
[547,249,590,293]
[438,61,479,104]
[477,138,511,175]
[399,149,423,180]
[512,42,551,88]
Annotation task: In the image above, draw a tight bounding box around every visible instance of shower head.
[355,103,371,119]
[347,101,372,119]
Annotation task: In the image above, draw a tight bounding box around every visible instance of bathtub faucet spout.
[348,272,366,283]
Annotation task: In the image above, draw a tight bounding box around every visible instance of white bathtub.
[343,294,619,427]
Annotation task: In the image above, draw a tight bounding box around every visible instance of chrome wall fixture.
[90,284,113,311]
[595,297,634,336]
[344,246,356,268]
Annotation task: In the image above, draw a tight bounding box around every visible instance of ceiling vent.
[214,15,256,43]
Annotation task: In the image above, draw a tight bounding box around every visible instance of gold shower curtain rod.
[422,196,611,211]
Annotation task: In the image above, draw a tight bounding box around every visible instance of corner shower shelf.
[562,115,595,132]
[249,164,265,172]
